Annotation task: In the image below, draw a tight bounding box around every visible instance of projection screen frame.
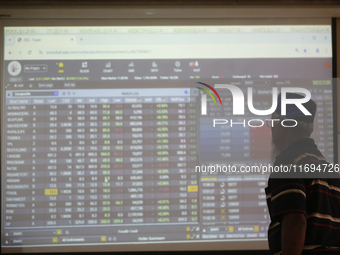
[0,17,336,254]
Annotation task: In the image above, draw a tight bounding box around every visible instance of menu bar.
[4,59,333,85]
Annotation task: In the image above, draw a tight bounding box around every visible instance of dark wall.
[1,0,340,7]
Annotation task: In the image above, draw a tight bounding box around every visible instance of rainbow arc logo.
[196,82,222,106]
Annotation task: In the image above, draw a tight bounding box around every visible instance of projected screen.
[1,24,334,252]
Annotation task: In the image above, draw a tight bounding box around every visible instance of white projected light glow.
[1,24,334,253]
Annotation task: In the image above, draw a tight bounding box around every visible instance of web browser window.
[1,24,335,252]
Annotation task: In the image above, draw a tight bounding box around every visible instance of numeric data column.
[169,99,198,224]
[153,97,172,224]
[98,97,112,225]
[111,98,125,225]
[86,97,100,225]
[74,98,86,225]
[123,98,146,224]
[57,97,74,226]
[46,98,62,226]
[32,97,56,228]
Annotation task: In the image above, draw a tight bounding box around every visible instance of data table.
[4,89,200,244]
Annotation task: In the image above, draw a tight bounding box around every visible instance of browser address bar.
[4,44,332,60]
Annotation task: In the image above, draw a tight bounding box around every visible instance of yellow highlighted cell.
[187,185,198,192]
[45,189,58,195]
[254,226,259,232]
[101,236,107,242]
[56,230,62,235]
[201,177,217,181]
[52,237,58,243]
[228,226,234,232]
[186,227,190,231]
[186,234,191,239]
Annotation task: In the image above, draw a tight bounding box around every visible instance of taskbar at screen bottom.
[2,239,269,254]
[2,223,268,247]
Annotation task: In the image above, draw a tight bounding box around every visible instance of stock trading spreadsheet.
[2,63,334,247]
[4,88,204,243]
[3,84,275,245]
